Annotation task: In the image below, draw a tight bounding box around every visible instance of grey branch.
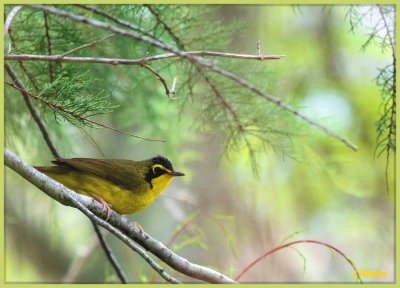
[24,4,358,151]
[4,5,23,37]
[5,51,283,64]
[4,149,237,284]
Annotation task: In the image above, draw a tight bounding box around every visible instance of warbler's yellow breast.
[35,156,184,215]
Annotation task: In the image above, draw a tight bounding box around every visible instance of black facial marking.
[151,155,174,171]
[145,156,173,189]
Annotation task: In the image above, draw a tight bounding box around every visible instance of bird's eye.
[153,167,165,176]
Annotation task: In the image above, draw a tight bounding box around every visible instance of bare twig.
[4,5,23,37]
[234,239,362,283]
[61,33,115,57]
[43,11,54,82]
[141,63,174,98]
[91,221,127,283]
[25,4,358,151]
[5,80,165,142]
[5,149,236,283]
[5,51,283,64]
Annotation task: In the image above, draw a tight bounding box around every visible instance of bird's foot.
[132,222,144,235]
[98,198,112,221]
[89,192,112,221]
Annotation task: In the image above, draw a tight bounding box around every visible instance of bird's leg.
[88,192,112,221]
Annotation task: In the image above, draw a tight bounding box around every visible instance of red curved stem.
[234,239,362,282]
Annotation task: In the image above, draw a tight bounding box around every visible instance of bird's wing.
[53,158,147,189]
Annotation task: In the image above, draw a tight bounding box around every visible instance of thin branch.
[5,64,128,283]
[141,63,174,98]
[4,149,236,284]
[5,63,60,158]
[5,80,165,142]
[377,5,395,54]
[43,11,54,82]
[25,4,358,151]
[76,4,158,39]
[4,5,23,37]
[234,239,362,283]
[144,4,184,49]
[91,221,127,283]
[61,33,115,57]
[5,51,284,64]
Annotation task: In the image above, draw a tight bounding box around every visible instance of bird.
[35,155,185,220]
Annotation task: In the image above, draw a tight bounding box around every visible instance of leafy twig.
[5,80,165,142]
[26,4,358,151]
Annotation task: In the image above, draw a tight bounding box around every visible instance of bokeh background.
[5,4,395,283]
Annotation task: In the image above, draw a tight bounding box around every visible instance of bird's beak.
[169,171,185,176]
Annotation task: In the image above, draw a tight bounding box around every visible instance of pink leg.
[89,192,112,221]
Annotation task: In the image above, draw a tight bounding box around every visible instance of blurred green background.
[5,4,395,283]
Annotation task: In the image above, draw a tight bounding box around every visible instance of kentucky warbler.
[35,155,184,217]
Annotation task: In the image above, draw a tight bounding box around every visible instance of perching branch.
[4,149,236,284]
[25,4,358,151]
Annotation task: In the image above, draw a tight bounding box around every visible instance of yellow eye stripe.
[152,164,172,174]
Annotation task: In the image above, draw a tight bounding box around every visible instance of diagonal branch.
[5,148,180,284]
[25,4,358,151]
[61,33,115,57]
[4,149,236,284]
[5,63,128,283]
[91,221,127,283]
[141,63,175,98]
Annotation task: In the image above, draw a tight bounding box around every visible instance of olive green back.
[55,158,152,189]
